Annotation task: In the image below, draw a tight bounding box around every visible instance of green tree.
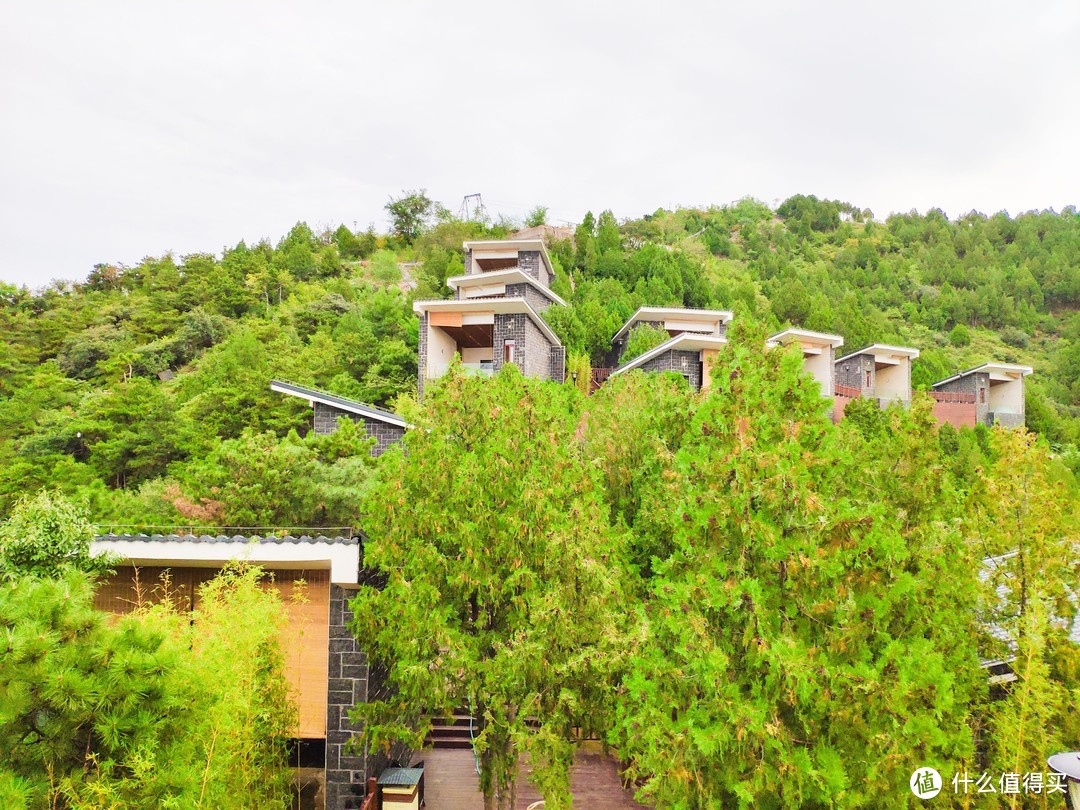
[385,189,435,244]
[0,564,298,809]
[619,324,670,363]
[969,429,1080,779]
[948,322,971,347]
[350,366,631,810]
[613,324,980,808]
[524,205,548,228]
[0,491,109,578]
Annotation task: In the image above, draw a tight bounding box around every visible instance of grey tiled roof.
[94,533,358,545]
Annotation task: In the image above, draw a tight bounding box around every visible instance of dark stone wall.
[518,250,542,284]
[834,353,875,393]
[417,313,428,399]
[637,348,703,390]
[505,282,552,313]
[492,312,560,382]
[550,346,566,383]
[325,585,368,810]
[313,403,405,457]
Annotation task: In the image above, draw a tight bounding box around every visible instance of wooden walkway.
[411,746,649,809]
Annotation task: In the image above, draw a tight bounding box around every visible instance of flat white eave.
[446,269,567,306]
[90,538,361,586]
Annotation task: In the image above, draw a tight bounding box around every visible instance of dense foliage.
[352,365,632,810]
[344,326,1077,808]
[1,196,1076,528]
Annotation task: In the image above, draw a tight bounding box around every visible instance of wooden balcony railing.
[929,390,976,403]
[590,367,613,392]
[834,384,862,399]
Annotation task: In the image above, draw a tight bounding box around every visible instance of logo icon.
[910,767,942,799]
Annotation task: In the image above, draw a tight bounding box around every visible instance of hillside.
[0,196,1077,526]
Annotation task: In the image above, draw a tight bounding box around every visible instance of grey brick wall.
[990,411,1025,429]
[505,282,552,313]
[834,353,875,393]
[417,313,428,399]
[313,403,405,457]
[637,348,703,390]
[325,585,368,810]
[550,346,566,383]
[493,312,560,382]
[465,249,473,275]
[518,250,541,283]
[933,372,990,425]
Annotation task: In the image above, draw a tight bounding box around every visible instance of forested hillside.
[1,194,1077,526]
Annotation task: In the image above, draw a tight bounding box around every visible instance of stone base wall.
[990,411,1025,429]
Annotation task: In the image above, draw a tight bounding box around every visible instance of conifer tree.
[613,323,981,808]
[351,364,631,810]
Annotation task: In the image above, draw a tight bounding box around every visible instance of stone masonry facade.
[638,348,703,390]
[492,312,562,381]
[417,312,428,399]
[325,583,409,810]
[313,402,405,456]
[505,282,554,313]
[834,353,875,394]
[518,250,541,282]
[325,584,368,810]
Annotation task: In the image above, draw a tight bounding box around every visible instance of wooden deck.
[410,746,649,809]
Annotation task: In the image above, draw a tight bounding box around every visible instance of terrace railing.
[929,390,976,404]
[834,384,862,398]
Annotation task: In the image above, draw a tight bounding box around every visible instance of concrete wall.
[426,322,457,381]
[989,379,1024,418]
[460,347,493,365]
[801,346,835,397]
[875,361,911,403]
[313,403,405,457]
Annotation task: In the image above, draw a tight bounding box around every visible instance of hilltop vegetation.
[0,194,1077,526]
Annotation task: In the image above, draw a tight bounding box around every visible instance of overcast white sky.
[1,1,1077,288]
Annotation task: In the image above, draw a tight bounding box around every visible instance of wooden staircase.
[425,713,476,750]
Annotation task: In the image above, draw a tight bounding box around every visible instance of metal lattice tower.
[458,193,487,221]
